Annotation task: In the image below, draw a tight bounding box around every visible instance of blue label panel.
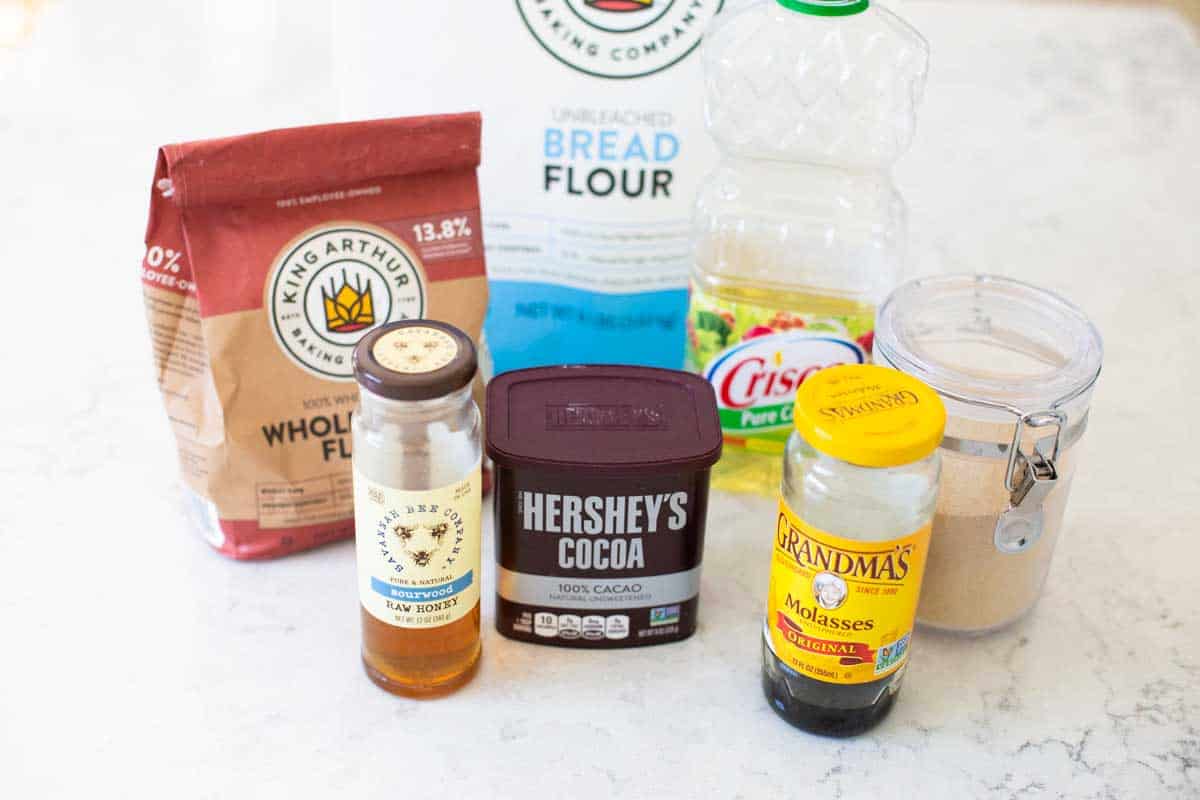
[371,571,474,602]
[485,281,688,375]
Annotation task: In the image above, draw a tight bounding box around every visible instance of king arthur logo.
[265,222,426,381]
[323,271,376,333]
[516,0,724,80]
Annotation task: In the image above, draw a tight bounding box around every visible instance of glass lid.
[874,275,1104,414]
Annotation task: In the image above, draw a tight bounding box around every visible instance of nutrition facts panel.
[255,474,354,530]
[511,611,631,642]
[484,213,691,294]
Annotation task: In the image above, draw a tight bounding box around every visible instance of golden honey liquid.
[362,604,481,698]
[685,280,877,496]
[352,384,483,698]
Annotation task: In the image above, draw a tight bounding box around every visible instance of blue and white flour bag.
[337,1,734,373]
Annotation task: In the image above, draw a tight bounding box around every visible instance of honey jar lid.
[793,364,946,468]
[353,320,477,401]
[485,365,722,475]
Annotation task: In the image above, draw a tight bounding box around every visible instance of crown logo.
[586,0,653,11]
[323,271,375,333]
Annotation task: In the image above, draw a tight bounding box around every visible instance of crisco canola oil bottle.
[685,0,929,495]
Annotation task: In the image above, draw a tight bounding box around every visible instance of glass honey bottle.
[351,321,482,696]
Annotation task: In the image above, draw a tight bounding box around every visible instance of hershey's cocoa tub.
[486,365,722,648]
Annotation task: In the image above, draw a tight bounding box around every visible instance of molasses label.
[353,463,481,629]
[765,499,931,685]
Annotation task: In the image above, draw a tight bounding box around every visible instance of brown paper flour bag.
[141,114,487,559]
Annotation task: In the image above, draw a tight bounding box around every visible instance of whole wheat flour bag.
[337,1,736,373]
[141,114,487,559]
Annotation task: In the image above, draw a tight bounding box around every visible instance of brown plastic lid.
[486,365,722,475]
[353,320,477,401]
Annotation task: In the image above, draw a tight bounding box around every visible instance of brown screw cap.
[353,320,477,401]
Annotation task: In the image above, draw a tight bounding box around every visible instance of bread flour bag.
[141,114,487,559]
[337,1,731,373]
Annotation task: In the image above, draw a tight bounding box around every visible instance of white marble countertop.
[1,2,1197,798]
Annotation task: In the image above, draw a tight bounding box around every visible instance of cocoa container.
[486,365,722,648]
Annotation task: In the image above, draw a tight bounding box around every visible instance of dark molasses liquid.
[762,637,902,737]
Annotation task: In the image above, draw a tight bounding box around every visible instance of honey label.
[766,499,931,685]
[353,463,481,629]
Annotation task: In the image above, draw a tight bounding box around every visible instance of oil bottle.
[685,0,930,494]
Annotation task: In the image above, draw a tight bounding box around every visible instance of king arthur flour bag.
[141,114,487,559]
[337,1,731,373]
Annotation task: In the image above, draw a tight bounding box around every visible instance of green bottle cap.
[776,0,869,16]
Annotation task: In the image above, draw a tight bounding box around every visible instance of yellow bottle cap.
[793,364,946,468]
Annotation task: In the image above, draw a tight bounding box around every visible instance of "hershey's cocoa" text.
[519,491,689,572]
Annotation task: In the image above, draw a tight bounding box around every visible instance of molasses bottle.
[763,365,944,735]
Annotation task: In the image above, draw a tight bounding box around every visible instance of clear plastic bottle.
[685,0,929,495]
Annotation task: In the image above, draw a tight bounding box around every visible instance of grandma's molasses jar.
[763,365,945,736]
[351,321,482,697]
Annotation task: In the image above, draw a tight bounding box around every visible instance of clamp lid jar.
[874,274,1103,634]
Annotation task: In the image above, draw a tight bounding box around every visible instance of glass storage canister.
[763,364,945,737]
[351,320,483,696]
[874,274,1103,634]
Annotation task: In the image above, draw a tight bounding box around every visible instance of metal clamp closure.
[994,411,1065,554]
[939,411,1088,460]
